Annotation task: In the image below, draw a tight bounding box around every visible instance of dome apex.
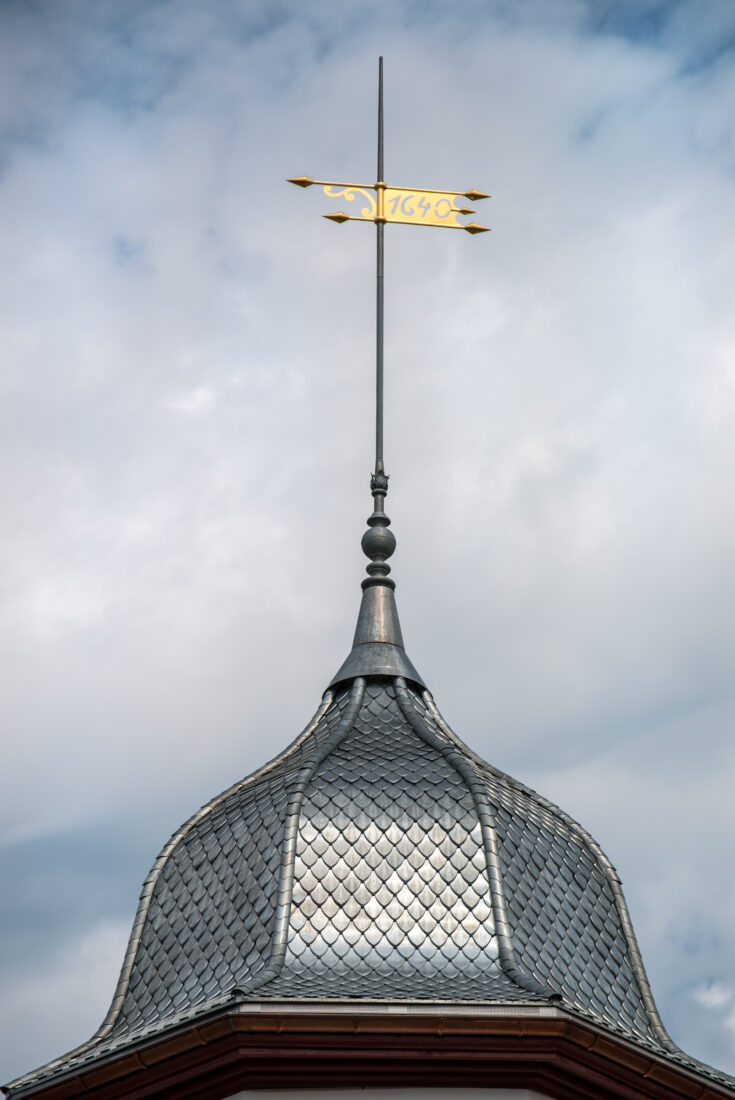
[330,478,425,689]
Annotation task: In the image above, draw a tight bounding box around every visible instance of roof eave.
[7,1004,735,1100]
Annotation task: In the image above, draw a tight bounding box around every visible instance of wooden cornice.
[11,1010,734,1100]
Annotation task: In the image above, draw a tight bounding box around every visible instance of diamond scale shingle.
[15,670,728,1100]
[402,687,668,1044]
[100,688,352,1040]
[259,681,519,1003]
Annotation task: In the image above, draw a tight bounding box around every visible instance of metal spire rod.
[287,59,489,504]
[288,64,489,685]
[375,57,385,479]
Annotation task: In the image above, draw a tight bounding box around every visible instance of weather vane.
[288,56,489,499]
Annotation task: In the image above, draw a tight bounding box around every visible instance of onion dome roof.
[101,676,666,1040]
[7,495,735,1099]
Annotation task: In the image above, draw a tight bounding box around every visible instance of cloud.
[0,920,130,1084]
[695,983,734,1011]
[165,384,217,415]
[1,0,734,1083]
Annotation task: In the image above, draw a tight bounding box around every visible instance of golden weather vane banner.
[288,176,490,234]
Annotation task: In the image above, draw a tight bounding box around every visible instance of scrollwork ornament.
[323,185,377,219]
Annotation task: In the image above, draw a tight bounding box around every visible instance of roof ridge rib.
[233,677,367,998]
[393,678,552,1002]
[5,690,339,1093]
[420,689,676,1053]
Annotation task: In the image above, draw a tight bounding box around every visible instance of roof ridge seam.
[4,691,340,1096]
[233,678,367,998]
[424,692,629,878]
[421,691,676,1053]
[393,678,552,1003]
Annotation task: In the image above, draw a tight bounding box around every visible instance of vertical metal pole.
[375,56,384,477]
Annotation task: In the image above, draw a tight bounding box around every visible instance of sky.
[1,0,734,1086]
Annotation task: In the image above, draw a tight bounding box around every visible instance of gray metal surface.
[375,55,384,477]
[329,470,425,689]
[329,638,424,688]
[261,681,520,1002]
[12,668,715,1100]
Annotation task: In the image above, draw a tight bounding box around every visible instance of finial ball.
[361,523,396,561]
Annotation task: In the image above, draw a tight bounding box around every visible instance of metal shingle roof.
[15,667,733,1097]
[111,673,667,1032]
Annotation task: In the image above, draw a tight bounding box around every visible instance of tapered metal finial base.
[328,473,425,690]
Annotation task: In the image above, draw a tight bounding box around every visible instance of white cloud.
[695,983,734,1011]
[165,384,217,415]
[2,0,735,1083]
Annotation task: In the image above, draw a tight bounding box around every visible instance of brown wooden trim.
[10,1010,729,1100]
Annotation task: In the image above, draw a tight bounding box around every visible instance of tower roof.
[63,677,670,1040]
[8,549,735,1096]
